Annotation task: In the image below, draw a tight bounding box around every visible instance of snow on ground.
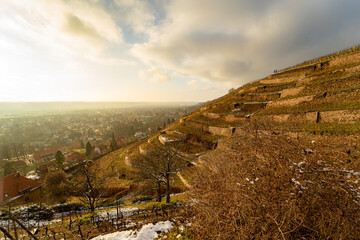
[0,218,61,228]
[97,207,139,219]
[92,220,173,240]
[160,136,182,143]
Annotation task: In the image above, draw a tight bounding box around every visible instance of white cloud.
[114,0,155,35]
[0,0,122,56]
[139,67,171,83]
[132,0,360,86]
[2,0,360,102]
[187,80,198,89]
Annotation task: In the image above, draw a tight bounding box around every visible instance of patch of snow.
[297,162,306,167]
[92,220,173,240]
[26,175,40,180]
[26,171,40,180]
[245,178,254,184]
[97,207,138,219]
[0,218,61,228]
[160,136,181,143]
[291,178,301,186]
[304,149,314,154]
[195,151,206,156]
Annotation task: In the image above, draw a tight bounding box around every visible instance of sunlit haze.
[1,0,360,102]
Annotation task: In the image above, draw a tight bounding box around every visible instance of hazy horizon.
[0,101,199,117]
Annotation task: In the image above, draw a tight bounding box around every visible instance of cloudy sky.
[1,0,360,102]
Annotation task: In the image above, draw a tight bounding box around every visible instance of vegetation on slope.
[189,122,360,239]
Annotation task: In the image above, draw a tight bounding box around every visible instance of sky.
[1,0,360,102]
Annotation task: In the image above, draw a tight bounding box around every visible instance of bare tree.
[72,160,109,212]
[134,142,188,203]
[55,151,65,170]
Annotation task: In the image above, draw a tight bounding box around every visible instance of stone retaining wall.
[267,95,314,108]
[202,112,221,119]
[225,115,246,123]
[255,112,318,123]
[329,52,360,68]
[208,126,235,136]
[319,109,360,123]
[280,87,305,98]
[260,75,303,84]
[184,120,209,132]
[179,117,188,123]
[139,145,147,154]
[257,110,360,124]
[158,136,166,145]
[124,156,133,167]
[345,64,360,73]
[296,76,317,86]
[240,92,281,101]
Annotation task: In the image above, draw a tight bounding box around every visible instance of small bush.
[51,203,85,213]
[10,205,54,221]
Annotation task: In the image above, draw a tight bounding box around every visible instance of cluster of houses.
[0,149,86,206]
[0,130,145,207]
[0,136,131,206]
[0,172,42,205]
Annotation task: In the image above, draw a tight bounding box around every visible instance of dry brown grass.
[189,122,360,239]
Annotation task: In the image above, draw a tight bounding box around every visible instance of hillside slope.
[100,46,360,204]
[93,46,360,238]
[120,46,360,169]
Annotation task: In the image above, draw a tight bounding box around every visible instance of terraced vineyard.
[115,47,360,187]
[96,46,360,239]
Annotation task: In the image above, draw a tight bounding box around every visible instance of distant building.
[116,136,128,146]
[65,152,85,163]
[36,162,56,174]
[94,144,108,154]
[32,149,60,162]
[99,144,108,153]
[134,132,147,140]
[0,173,43,205]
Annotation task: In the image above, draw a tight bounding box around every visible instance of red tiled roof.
[0,173,42,204]
[66,152,85,161]
[33,149,60,162]
[116,137,128,145]
[36,162,56,172]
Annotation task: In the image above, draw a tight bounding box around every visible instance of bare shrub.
[44,170,69,204]
[190,123,360,239]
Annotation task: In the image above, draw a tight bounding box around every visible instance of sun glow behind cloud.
[0,0,360,102]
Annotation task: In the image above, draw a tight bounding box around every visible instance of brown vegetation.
[189,123,360,239]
